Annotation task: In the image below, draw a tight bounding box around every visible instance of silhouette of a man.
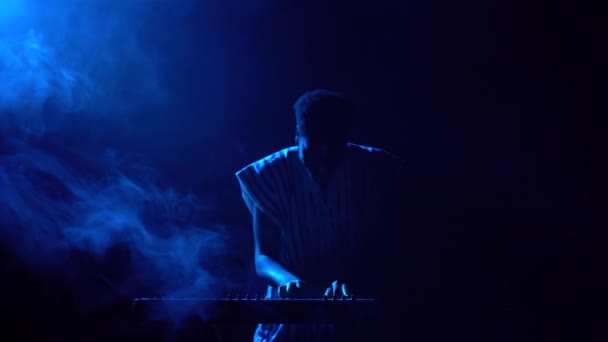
[236,89,405,341]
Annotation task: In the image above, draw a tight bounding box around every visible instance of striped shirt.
[236,143,404,341]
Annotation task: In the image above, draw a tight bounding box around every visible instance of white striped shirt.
[236,143,404,341]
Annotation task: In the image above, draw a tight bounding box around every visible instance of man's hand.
[277,280,306,299]
[324,280,349,298]
[278,280,351,298]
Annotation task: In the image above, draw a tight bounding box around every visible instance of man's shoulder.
[348,143,406,190]
[347,143,403,164]
[236,146,298,177]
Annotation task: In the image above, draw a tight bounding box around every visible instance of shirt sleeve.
[235,157,286,229]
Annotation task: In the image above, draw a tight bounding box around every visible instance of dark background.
[0,0,602,341]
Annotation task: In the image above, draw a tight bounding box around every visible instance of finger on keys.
[278,285,286,298]
[288,280,304,298]
[331,280,339,296]
[286,281,294,294]
[341,283,349,296]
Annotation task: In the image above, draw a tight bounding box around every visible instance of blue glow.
[0,0,230,327]
[0,0,25,19]
[0,1,187,137]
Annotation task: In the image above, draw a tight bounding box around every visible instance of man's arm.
[252,205,300,287]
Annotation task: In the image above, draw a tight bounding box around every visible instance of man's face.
[297,131,347,182]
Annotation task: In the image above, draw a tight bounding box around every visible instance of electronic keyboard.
[133,295,379,324]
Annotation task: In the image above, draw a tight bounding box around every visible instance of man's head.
[293,89,353,181]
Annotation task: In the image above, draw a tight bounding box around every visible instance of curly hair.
[293,89,353,139]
